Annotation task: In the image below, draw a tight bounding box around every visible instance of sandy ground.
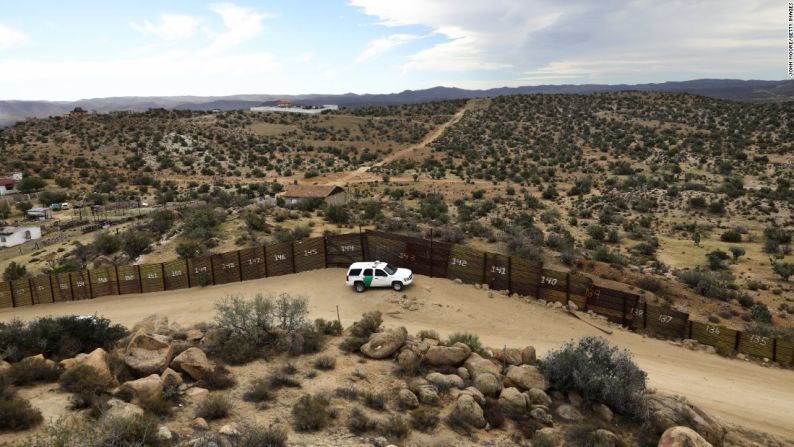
[1,269,793,441]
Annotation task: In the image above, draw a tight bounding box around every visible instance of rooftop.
[282,184,344,198]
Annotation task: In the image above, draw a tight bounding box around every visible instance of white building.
[250,104,339,114]
[0,178,17,196]
[0,226,41,248]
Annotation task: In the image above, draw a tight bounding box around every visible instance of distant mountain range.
[2,78,793,127]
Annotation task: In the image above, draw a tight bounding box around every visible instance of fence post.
[114,266,121,295]
[262,246,269,277]
[8,281,16,307]
[481,252,487,286]
[290,241,296,274]
[621,296,627,327]
[507,257,512,294]
[160,263,167,290]
[734,331,741,353]
[208,258,216,285]
[86,271,94,299]
[323,236,329,268]
[565,272,570,303]
[28,278,34,305]
[642,302,648,329]
[49,275,56,303]
[236,251,243,282]
[429,229,434,277]
[687,321,693,339]
[137,265,144,293]
[772,338,777,362]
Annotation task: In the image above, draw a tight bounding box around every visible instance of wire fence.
[0,229,791,366]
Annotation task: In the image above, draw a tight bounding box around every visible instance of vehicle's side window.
[375,270,387,277]
[349,269,362,276]
[363,269,373,276]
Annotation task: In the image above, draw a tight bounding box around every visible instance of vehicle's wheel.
[392,281,403,291]
[354,282,366,293]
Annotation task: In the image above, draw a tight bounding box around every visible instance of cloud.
[132,14,200,40]
[356,33,423,62]
[0,25,29,51]
[349,0,780,83]
[205,3,270,54]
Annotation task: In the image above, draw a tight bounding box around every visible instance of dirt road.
[1,269,792,440]
[335,99,480,184]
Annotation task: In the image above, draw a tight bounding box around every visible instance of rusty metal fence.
[0,230,791,367]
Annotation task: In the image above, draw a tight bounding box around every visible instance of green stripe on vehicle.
[364,275,373,287]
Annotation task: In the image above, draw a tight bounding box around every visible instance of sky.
[0,0,783,100]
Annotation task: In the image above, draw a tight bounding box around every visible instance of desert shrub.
[444,410,472,436]
[25,414,167,447]
[313,355,336,370]
[379,414,410,440]
[267,372,301,390]
[196,394,232,420]
[340,336,368,353]
[335,385,359,401]
[350,311,382,337]
[0,315,127,362]
[235,424,288,447]
[636,276,663,293]
[6,357,62,386]
[417,329,440,340]
[410,407,439,432]
[737,294,754,308]
[720,230,742,243]
[592,246,628,266]
[292,394,331,431]
[751,303,773,323]
[447,332,485,355]
[281,362,298,375]
[675,269,735,300]
[0,375,43,431]
[347,407,375,434]
[483,397,504,429]
[59,364,111,394]
[137,393,172,417]
[315,318,343,335]
[99,414,165,447]
[243,377,273,404]
[539,337,647,419]
[363,390,387,411]
[745,323,794,341]
[197,365,237,390]
[284,326,325,356]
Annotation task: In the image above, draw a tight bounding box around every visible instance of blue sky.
[0,0,782,100]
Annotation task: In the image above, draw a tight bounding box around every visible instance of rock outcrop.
[170,347,210,380]
[658,426,714,447]
[645,395,725,446]
[424,343,471,366]
[361,327,407,359]
[505,364,547,391]
[124,330,174,376]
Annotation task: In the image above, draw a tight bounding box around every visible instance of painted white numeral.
[146,273,158,279]
[60,284,68,290]
[541,275,557,286]
[171,270,182,276]
[222,263,236,269]
[248,258,262,265]
[748,335,768,346]
[492,266,507,275]
[341,245,356,252]
[124,275,135,281]
[399,252,416,261]
[658,314,673,323]
[97,277,108,284]
[706,325,720,335]
[76,281,85,287]
[304,249,318,257]
[274,254,287,261]
[194,267,207,273]
[450,257,468,267]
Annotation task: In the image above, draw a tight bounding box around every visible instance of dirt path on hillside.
[335,99,481,184]
[1,269,792,440]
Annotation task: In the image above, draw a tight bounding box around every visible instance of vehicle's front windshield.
[384,264,397,275]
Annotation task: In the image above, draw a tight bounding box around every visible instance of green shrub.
[0,375,43,431]
[292,394,331,431]
[447,332,485,355]
[410,407,439,432]
[196,394,231,420]
[137,393,172,417]
[539,337,647,419]
[313,355,336,371]
[751,303,772,323]
[340,336,368,353]
[315,318,343,335]
[236,424,288,447]
[59,364,112,394]
[720,230,742,243]
[483,397,504,429]
[350,311,382,338]
[379,414,410,440]
[347,407,375,434]
[7,357,62,386]
[197,365,237,390]
[243,378,274,403]
[363,391,387,411]
[417,329,440,340]
[0,315,128,362]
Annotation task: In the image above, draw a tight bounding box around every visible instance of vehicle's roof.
[348,261,384,268]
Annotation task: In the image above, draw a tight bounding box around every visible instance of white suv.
[346,261,413,292]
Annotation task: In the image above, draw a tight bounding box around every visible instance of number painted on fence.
[75,281,85,287]
[706,325,720,335]
[491,266,507,275]
[273,254,287,262]
[634,307,644,317]
[658,314,673,323]
[97,277,108,284]
[15,288,26,294]
[145,273,158,279]
[399,252,416,262]
[341,245,356,252]
[222,263,236,270]
[36,285,44,291]
[247,257,262,265]
[541,275,557,286]
[450,257,468,267]
[194,267,207,274]
[171,270,183,276]
[124,275,135,281]
[748,334,769,346]
[303,249,318,257]
[60,283,69,290]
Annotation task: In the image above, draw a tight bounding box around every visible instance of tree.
[751,303,772,323]
[15,202,32,214]
[92,233,121,256]
[0,203,10,219]
[729,246,745,262]
[148,210,175,234]
[692,232,701,247]
[176,241,204,259]
[120,232,152,260]
[706,250,729,270]
[17,176,46,193]
[3,262,27,281]
[325,205,349,225]
[720,230,742,243]
[771,259,794,282]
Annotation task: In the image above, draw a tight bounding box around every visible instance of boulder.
[396,348,421,371]
[456,367,471,381]
[526,388,552,406]
[459,387,485,406]
[418,338,440,353]
[426,372,465,390]
[424,343,471,366]
[0,360,9,374]
[645,395,725,446]
[589,429,620,447]
[464,353,501,379]
[568,390,583,407]
[161,368,184,388]
[185,329,204,341]
[157,426,172,441]
[170,347,210,380]
[593,403,614,422]
[555,403,584,422]
[61,348,117,387]
[398,388,419,409]
[505,365,547,391]
[125,330,174,376]
[192,417,210,430]
[185,387,209,399]
[104,398,144,419]
[219,423,240,436]
[132,314,171,335]
[520,346,537,365]
[533,428,564,447]
[658,427,714,447]
[361,327,407,359]
[473,372,503,397]
[492,347,522,366]
[498,387,527,415]
[455,394,486,429]
[530,406,553,425]
[119,374,163,400]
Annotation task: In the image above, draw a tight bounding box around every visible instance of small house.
[281,185,346,207]
[26,207,52,220]
[0,178,16,196]
[0,226,41,248]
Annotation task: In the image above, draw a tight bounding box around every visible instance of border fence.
[0,230,791,366]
